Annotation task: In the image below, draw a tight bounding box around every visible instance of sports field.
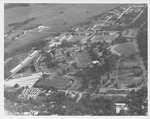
[114,42,136,57]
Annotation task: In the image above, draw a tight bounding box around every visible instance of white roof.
[92,61,100,64]
[115,103,126,105]
[10,64,23,74]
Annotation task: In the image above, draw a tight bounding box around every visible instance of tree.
[126,87,147,115]
[14,84,19,88]
[60,11,64,14]
[66,51,70,57]
[63,22,67,25]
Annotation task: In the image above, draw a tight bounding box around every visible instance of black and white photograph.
[2,0,148,117]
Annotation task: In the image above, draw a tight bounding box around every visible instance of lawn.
[114,42,136,57]
[118,69,133,76]
[118,76,134,82]
[119,61,139,69]
[122,61,139,67]
[35,76,71,89]
[76,51,92,66]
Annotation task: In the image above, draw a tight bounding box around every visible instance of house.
[115,103,128,114]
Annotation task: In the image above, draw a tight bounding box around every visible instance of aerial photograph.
[4,3,147,116]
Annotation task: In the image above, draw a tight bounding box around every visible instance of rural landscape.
[4,3,147,116]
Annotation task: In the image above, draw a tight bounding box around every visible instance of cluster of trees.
[77,20,92,27]
[104,54,118,72]
[136,22,147,68]
[58,40,80,48]
[4,99,31,114]
[111,31,128,45]
[73,55,117,92]
[71,41,119,92]
[112,36,127,45]
[126,86,147,115]
[101,25,125,31]
[4,42,11,49]
[47,60,59,68]
[73,64,102,91]
[88,41,118,72]
[40,93,115,115]
[4,87,23,102]
[4,87,47,114]
[23,23,42,30]
[88,41,110,60]
[8,17,36,30]
[62,95,115,115]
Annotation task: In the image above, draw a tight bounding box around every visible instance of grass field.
[118,76,134,82]
[4,57,20,78]
[76,51,92,66]
[114,42,136,57]
[118,69,133,76]
[5,4,120,32]
[119,61,139,69]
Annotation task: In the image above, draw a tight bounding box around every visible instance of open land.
[114,42,136,57]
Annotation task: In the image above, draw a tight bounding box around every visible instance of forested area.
[136,22,147,68]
